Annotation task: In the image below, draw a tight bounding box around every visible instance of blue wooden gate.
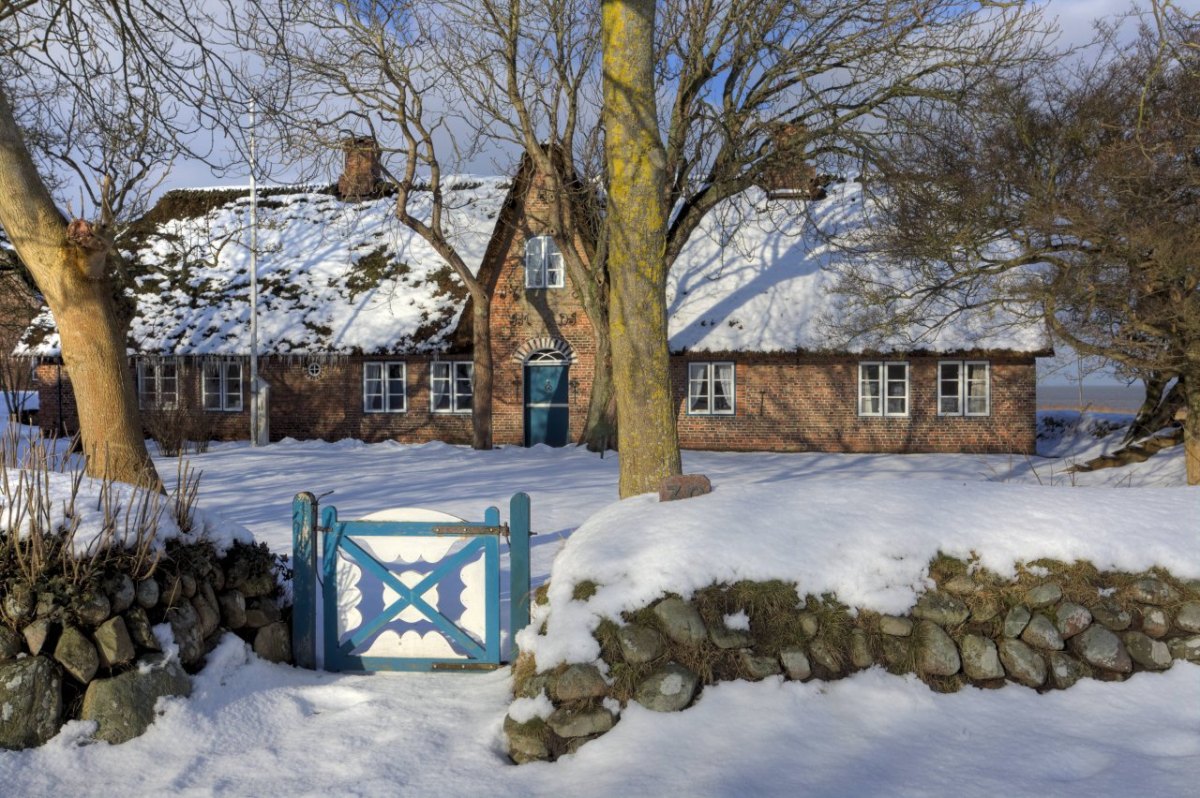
[291,493,531,672]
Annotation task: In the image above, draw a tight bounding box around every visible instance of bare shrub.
[143,404,215,457]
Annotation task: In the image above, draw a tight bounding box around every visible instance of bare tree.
[830,1,1200,483]
[0,1,246,487]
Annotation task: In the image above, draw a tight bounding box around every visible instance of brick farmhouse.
[17,149,1049,454]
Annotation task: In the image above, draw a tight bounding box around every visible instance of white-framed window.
[938,360,990,416]
[431,361,473,414]
[202,360,243,412]
[859,361,909,417]
[136,360,178,408]
[524,235,565,288]
[363,361,407,413]
[687,362,735,415]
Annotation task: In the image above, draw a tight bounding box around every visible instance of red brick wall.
[487,166,598,446]
[671,354,1037,454]
[37,356,474,445]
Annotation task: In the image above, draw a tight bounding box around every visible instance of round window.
[306,361,323,380]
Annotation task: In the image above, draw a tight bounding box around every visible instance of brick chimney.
[338,136,381,198]
[757,122,827,201]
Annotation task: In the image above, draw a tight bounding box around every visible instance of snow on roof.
[667,182,1048,354]
[14,175,1047,359]
[16,178,511,357]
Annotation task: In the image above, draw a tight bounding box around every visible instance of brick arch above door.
[510,336,576,364]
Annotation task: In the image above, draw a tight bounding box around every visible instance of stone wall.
[505,561,1200,763]
[0,541,291,749]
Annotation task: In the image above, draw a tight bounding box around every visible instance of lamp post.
[248,103,269,446]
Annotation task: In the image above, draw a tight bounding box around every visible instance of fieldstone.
[1048,652,1090,690]
[218,590,247,630]
[210,565,226,592]
[880,634,913,672]
[797,613,820,638]
[971,600,1001,624]
[546,707,614,738]
[879,615,913,637]
[780,648,811,680]
[617,624,664,664]
[54,625,99,683]
[739,651,782,680]
[75,591,111,627]
[942,576,979,596]
[1123,631,1172,670]
[912,593,970,627]
[22,618,54,656]
[998,639,1046,688]
[253,622,292,664]
[93,617,136,668]
[1167,635,1200,662]
[105,574,136,615]
[1054,602,1092,639]
[652,598,707,646]
[200,580,219,619]
[162,575,183,607]
[135,578,160,609]
[515,672,552,700]
[1071,625,1132,673]
[1176,601,1200,634]
[553,663,608,702]
[916,621,960,677]
[0,656,62,749]
[634,664,698,712]
[180,573,197,599]
[3,583,34,623]
[808,639,842,674]
[243,598,282,630]
[1183,578,1200,597]
[850,629,874,670]
[1091,598,1132,631]
[1127,577,1178,606]
[960,634,1004,681]
[1003,606,1032,638]
[1025,583,1062,609]
[35,592,60,620]
[123,607,160,651]
[504,715,549,763]
[1137,607,1170,638]
[167,603,204,665]
[657,473,712,502]
[1021,613,1065,651]
[0,626,22,660]
[80,654,191,744]
[191,595,221,639]
[708,622,753,650]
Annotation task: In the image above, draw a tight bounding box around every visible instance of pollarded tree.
[830,2,1200,483]
[0,1,240,487]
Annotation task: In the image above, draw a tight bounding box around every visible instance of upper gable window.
[525,236,565,289]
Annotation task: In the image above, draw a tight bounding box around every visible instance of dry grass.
[0,427,202,616]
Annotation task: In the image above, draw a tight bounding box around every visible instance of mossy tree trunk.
[1184,373,1200,486]
[601,0,681,497]
[0,87,159,488]
[469,289,495,450]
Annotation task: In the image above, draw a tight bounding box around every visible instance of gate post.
[508,492,532,662]
[291,492,319,669]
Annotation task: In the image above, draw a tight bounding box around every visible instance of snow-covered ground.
[2,413,1197,797]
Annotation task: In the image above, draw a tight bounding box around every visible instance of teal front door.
[524,360,569,447]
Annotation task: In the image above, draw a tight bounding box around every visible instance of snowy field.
[2,413,1198,797]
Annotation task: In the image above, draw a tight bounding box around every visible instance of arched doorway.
[524,350,569,447]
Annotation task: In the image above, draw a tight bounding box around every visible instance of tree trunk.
[580,329,617,451]
[470,293,494,450]
[602,0,681,497]
[1125,373,1183,445]
[1184,375,1200,486]
[0,85,159,488]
